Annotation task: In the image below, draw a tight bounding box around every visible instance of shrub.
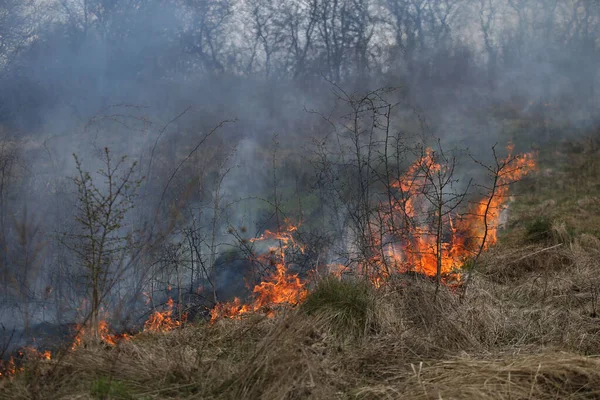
[525,216,553,243]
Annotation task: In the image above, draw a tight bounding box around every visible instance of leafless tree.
[461,144,534,299]
[419,143,470,294]
[66,148,143,339]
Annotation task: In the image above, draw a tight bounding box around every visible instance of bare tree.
[67,148,143,339]
[0,0,33,77]
[0,137,19,300]
[283,0,319,78]
[461,144,535,299]
[478,0,499,86]
[309,84,407,282]
[181,0,234,73]
[419,143,469,295]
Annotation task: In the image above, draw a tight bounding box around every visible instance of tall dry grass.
[3,233,600,399]
[5,147,600,400]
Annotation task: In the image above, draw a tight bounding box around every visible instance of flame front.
[144,298,187,332]
[1,145,537,381]
[211,220,307,322]
[0,348,51,378]
[460,145,537,248]
[212,146,536,318]
[379,145,537,281]
[71,319,129,349]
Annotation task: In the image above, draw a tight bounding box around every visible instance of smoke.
[0,0,598,352]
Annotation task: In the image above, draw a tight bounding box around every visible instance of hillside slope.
[2,137,600,399]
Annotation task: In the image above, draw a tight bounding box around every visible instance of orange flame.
[377,144,537,283]
[58,145,535,346]
[0,358,18,378]
[213,145,535,316]
[0,348,51,379]
[71,319,131,349]
[211,297,252,320]
[328,263,350,278]
[69,295,184,351]
[211,220,307,322]
[144,298,187,332]
[460,144,537,248]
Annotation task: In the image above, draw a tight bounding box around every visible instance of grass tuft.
[300,277,376,339]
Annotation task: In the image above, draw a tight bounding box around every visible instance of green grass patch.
[91,377,134,399]
[301,277,375,339]
[505,136,600,242]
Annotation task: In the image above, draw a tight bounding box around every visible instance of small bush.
[525,216,553,243]
[301,277,375,339]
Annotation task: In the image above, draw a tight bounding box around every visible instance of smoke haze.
[0,0,598,351]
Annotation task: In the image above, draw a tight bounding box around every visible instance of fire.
[144,298,187,332]
[0,144,536,381]
[58,145,535,344]
[211,220,308,322]
[459,144,537,248]
[0,348,51,379]
[71,319,130,349]
[377,144,536,282]
[19,347,52,360]
[69,296,184,351]
[328,263,350,278]
[0,358,18,378]
[4,296,185,379]
[70,300,184,351]
[211,297,252,320]
[211,145,535,318]
[374,148,457,278]
[249,220,305,253]
[251,261,307,315]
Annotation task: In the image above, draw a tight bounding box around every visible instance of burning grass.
[4,244,600,399]
[211,220,308,322]
[3,249,600,399]
[379,144,537,281]
[144,298,187,332]
[2,139,599,398]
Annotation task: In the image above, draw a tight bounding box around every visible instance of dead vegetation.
[3,238,600,400]
[2,138,600,399]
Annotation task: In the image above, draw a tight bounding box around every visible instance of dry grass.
[355,352,600,400]
[3,138,600,399]
[5,240,600,400]
[3,236,600,399]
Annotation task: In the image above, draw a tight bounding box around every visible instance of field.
[2,137,600,399]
